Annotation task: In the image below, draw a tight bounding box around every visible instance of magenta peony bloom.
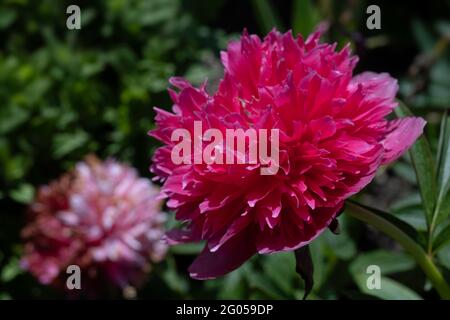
[150,30,425,279]
[21,156,167,293]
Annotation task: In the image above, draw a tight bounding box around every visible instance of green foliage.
[395,103,437,229]
[0,0,449,300]
[0,0,226,299]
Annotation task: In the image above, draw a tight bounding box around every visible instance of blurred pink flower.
[21,156,167,293]
[150,29,425,279]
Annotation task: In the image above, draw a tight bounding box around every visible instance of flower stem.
[346,201,450,300]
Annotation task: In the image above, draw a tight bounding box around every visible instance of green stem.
[346,201,450,300]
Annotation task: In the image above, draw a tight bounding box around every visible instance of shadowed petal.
[189,229,256,280]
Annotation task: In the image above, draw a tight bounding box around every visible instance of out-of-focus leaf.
[0,293,11,300]
[324,218,357,260]
[310,237,327,290]
[250,0,283,33]
[262,252,296,295]
[391,193,422,212]
[390,193,427,231]
[392,162,417,184]
[9,183,35,204]
[52,131,89,158]
[0,9,16,29]
[244,267,284,299]
[292,0,320,36]
[170,242,204,255]
[0,106,29,134]
[350,250,419,300]
[393,209,428,231]
[350,250,415,276]
[437,243,450,270]
[215,268,247,299]
[353,274,422,300]
[412,19,434,52]
[1,257,22,283]
[162,257,189,295]
[436,20,450,39]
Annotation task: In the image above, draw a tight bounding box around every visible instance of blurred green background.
[0,0,449,299]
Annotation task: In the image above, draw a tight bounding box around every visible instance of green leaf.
[9,183,35,204]
[433,224,450,252]
[350,250,421,300]
[350,250,415,276]
[52,131,89,158]
[0,9,16,29]
[347,200,424,245]
[353,274,422,300]
[292,0,320,36]
[262,252,296,295]
[251,0,284,33]
[390,193,427,231]
[162,257,189,295]
[436,20,450,38]
[1,257,22,283]
[244,267,285,299]
[395,102,437,229]
[215,268,247,299]
[412,19,434,52]
[390,193,422,212]
[169,242,204,255]
[0,106,30,135]
[0,293,11,300]
[392,162,417,184]
[437,244,450,270]
[323,215,357,260]
[434,112,450,225]
[347,200,450,299]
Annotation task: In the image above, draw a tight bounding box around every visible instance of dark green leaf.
[435,112,450,225]
[251,0,284,33]
[292,0,320,36]
[52,131,89,158]
[347,199,424,246]
[0,9,16,29]
[433,224,450,252]
[395,102,437,228]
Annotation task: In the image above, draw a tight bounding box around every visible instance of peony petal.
[381,117,426,164]
[189,230,256,280]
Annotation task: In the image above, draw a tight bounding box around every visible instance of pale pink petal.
[382,117,426,164]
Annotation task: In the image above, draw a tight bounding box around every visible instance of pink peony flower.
[21,156,167,293]
[150,30,425,279]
